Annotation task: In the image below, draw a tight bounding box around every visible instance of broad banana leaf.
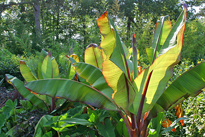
[102,60,135,113]
[97,11,135,113]
[84,43,104,70]
[73,62,113,99]
[20,60,37,82]
[38,49,48,79]
[150,15,172,62]
[25,79,118,111]
[5,74,48,110]
[148,61,205,119]
[20,61,51,103]
[129,6,187,115]
[97,11,131,80]
[65,54,79,79]
[41,51,60,79]
[97,11,115,60]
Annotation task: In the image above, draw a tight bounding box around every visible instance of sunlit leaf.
[129,7,187,115]
[20,60,37,82]
[25,79,118,111]
[148,61,205,119]
[84,43,104,69]
[102,60,135,113]
[73,62,113,99]
[97,11,115,60]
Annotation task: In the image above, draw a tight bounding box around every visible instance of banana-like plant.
[25,4,205,137]
[5,50,78,113]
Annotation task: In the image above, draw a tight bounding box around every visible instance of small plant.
[0,99,46,136]
[5,49,77,113]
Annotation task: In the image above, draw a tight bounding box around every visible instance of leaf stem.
[118,111,132,137]
[131,113,137,137]
[136,71,153,135]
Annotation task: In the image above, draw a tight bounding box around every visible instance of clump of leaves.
[0,99,47,137]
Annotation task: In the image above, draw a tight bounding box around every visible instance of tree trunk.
[34,0,41,45]
[127,16,131,40]
[83,18,87,46]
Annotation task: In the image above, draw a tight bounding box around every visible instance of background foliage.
[0,0,205,136]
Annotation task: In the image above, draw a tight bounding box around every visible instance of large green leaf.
[20,60,37,82]
[96,118,116,137]
[102,60,135,113]
[34,115,53,136]
[73,62,113,99]
[5,74,47,111]
[150,15,172,62]
[96,12,135,113]
[129,6,187,115]
[97,11,116,60]
[41,51,60,79]
[97,11,130,80]
[108,14,131,79]
[25,79,118,111]
[38,49,48,79]
[65,54,79,79]
[84,44,104,70]
[148,61,205,119]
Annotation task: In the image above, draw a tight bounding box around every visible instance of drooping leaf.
[73,62,113,99]
[148,61,205,119]
[5,74,47,111]
[25,79,118,111]
[20,60,37,82]
[129,6,187,115]
[84,43,104,69]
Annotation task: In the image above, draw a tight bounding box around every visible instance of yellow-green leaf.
[84,44,104,69]
[20,60,37,82]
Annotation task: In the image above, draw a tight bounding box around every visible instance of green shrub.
[182,19,205,63]
[0,48,22,88]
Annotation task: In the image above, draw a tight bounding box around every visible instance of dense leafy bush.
[0,48,22,88]
[0,99,47,137]
[182,19,205,63]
